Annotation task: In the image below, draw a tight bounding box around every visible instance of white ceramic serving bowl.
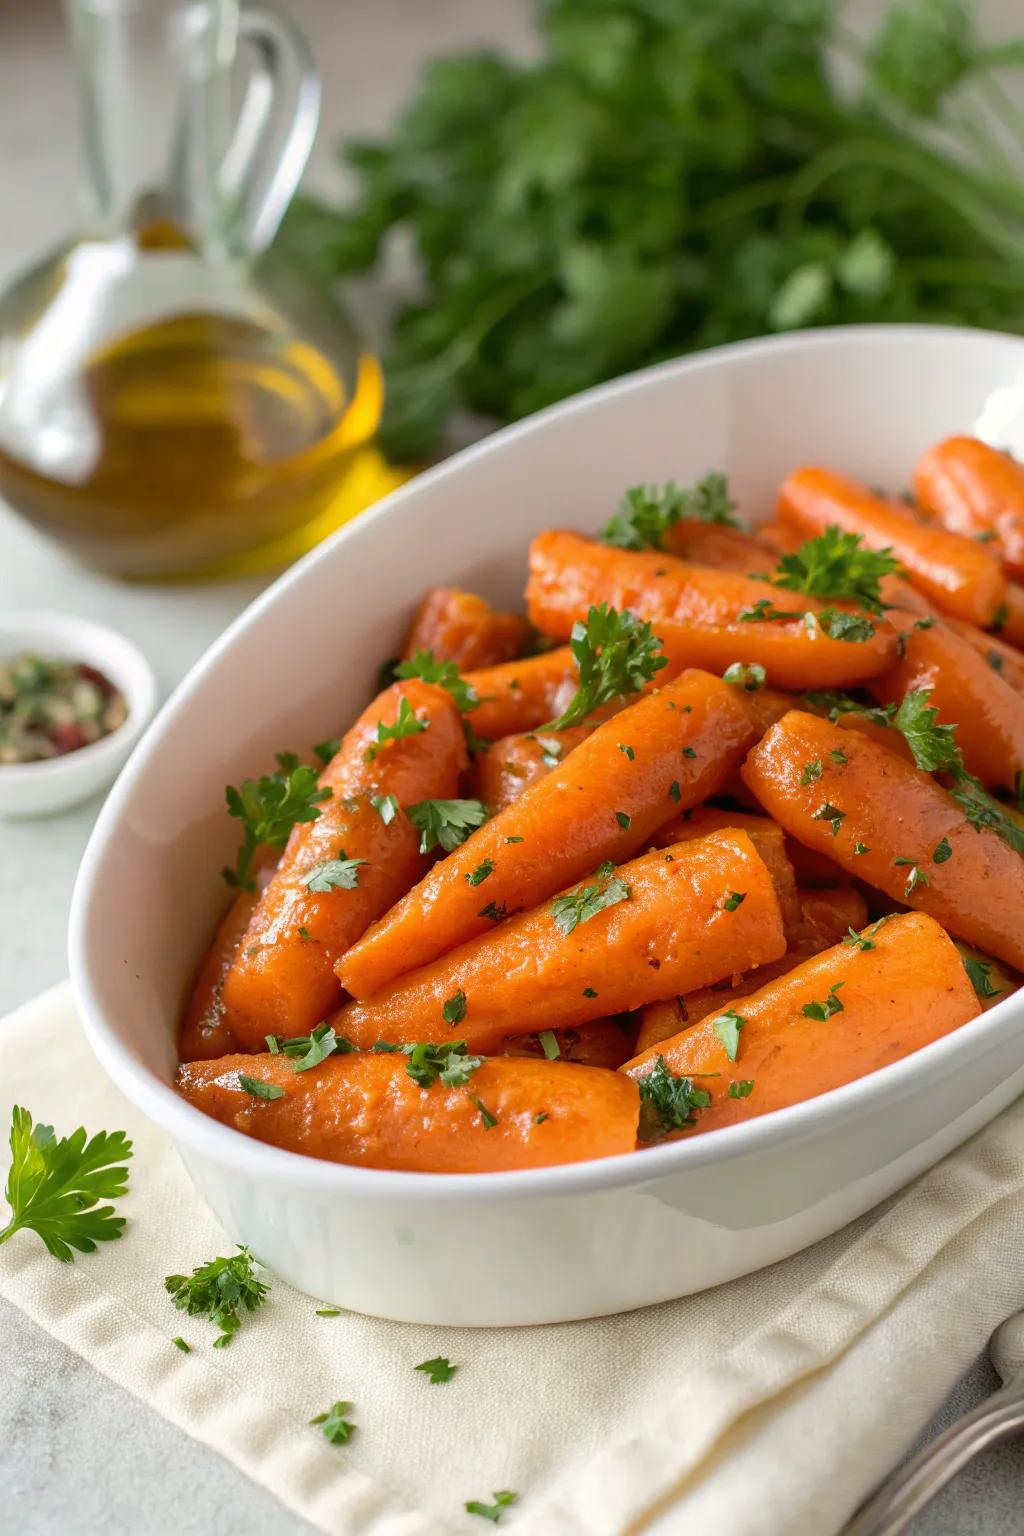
[70,325,1024,1326]
[0,611,157,817]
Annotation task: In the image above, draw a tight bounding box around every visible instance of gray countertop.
[1,2,1022,1532]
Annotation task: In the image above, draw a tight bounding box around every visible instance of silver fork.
[841,1308,1024,1536]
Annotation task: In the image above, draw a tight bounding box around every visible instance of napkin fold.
[1,983,1022,1536]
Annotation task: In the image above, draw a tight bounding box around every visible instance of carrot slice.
[338,669,763,1000]
[335,829,786,1053]
[914,436,1024,579]
[776,465,1006,626]
[741,709,1024,970]
[868,610,1024,790]
[622,912,979,1132]
[218,680,467,1047]
[401,586,530,669]
[176,1052,639,1173]
[526,530,899,689]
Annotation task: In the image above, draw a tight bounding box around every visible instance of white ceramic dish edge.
[69,325,1024,1324]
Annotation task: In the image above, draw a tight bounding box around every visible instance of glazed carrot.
[401,586,531,669]
[176,1052,639,1173]
[914,436,1024,578]
[776,466,1006,625]
[942,616,1024,695]
[335,830,786,1052]
[338,669,763,1000]
[632,881,869,1056]
[994,582,1024,650]
[468,721,599,810]
[648,807,801,933]
[662,520,776,571]
[463,648,577,738]
[505,1017,637,1070]
[179,853,276,1061]
[867,609,1024,790]
[622,912,979,1132]
[741,710,1024,970]
[220,680,467,1047]
[526,530,899,690]
[756,517,936,615]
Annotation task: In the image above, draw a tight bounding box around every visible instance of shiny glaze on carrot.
[914,435,1024,578]
[401,586,530,669]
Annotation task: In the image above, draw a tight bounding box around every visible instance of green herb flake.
[442,989,468,1026]
[466,858,495,886]
[505,835,524,844]
[721,890,746,912]
[723,662,766,691]
[545,604,667,730]
[801,759,823,785]
[469,1096,499,1130]
[893,857,930,897]
[933,836,953,864]
[637,1057,711,1142]
[465,1490,518,1524]
[618,743,635,759]
[394,648,479,713]
[713,1008,744,1061]
[615,810,631,829]
[854,841,871,855]
[415,1355,457,1384]
[172,1336,191,1353]
[812,802,846,837]
[301,852,366,893]
[728,1080,755,1100]
[316,1307,343,1318]
[551,870,632,935]
[801,982,845,1021]
[536,1030,560,1060]
[582,987,599,998]
[669,780,681,802]
[534,1112,548,1125]
[964,954,1003,1001]
[363,695,428,762]
[165,1245,269,1346]
[478,901,508,922]
[238,1075,285,1101]
[310,1400,356,1446]
[408,798,489,854]
[370,793,400,825]
[830,748,849,765]
[842,927,875,951]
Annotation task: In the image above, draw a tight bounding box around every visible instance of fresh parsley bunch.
[281,0,1024,462]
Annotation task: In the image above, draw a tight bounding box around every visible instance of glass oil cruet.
[0,0,388,579]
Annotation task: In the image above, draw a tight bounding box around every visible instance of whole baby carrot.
[942,616,1024,695]
[526,530,899,690]
[338,669,763,1000]
[868,609,1024,790]
[741,710,1024,970]
[505,1017,638,1070]
[334,829,786,1052]
[622,912,979,1133]
[993,582,1024,650]
[648,806,801,933]
[400,586,531,669]
[219,680,466,1047]
[776,465,1006,625]
[462,648,578,738]
[914,435,1024,578]
[176,1051,640,1173]
[179,851,277,1060]
[468,721,602,810]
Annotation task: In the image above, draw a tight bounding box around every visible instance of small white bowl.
[0,612,157,818]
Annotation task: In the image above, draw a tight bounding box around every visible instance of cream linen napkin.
[2,983,1023,1536]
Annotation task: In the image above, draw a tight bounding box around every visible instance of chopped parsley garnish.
[812,802,845,837]
[546,603,667,729]
[265,1024,357,1069]
[637,1057,711,1141]
[551,868,632,935]
[712,1008,744,1060]
[802,691,895,727]
[478,901,508,922]
[813,608,877,643]
[165,1245,269,1348]
[892,689,961,773]
[602,473,736,549]
[402,1040,484,1088]
[301,852,366,892]
[582,987,599,998]
[310,1400,356,1445]
[0,1106,133,1262]
[771,527,898,612]
[854,841,870,855]
[415,1355,457,1384]
[963,954,1003,1000]
[363,695,428,761]
[394,647,479,714]
[312,737,341,766]
[172,1336,191,1353]
[469,1096,499,1130]
[534,1112,548,1125]
[466,859,495,886]
[723,661,766,691]
[238,1074,285,1100]
[669,780,681,802]
[223,761,330,889]
[297,925,312,942]
[316,1307,342,1318]
[465,1490,518,1524]
[442,989,467,1025]
[722,891,746,912]
[408,797,488,853]
[370,793,400,824]
[537,1030,560,1060]
[801,982,845,1021]
[831,748,849,765]
[728,1080,755,1099]
[505,835,524,844]
[618,743,635,759]
[682,745,697,759]
[933,836,953,864]
[842,927,875,951]
[738,597,805,624]
[801,759,823,785]
[988,648,1005,673]
[992,602,1009,632]
[893,857,930,897]
[615,810,631,829]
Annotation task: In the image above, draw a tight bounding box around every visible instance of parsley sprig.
[551,862,632,935]
[223,761,330,889]
[164,1245,269,1348]
[364,695,428,762]
[408,797,489,853]
[0,1107,133,1262]
[395,647,479,715]
[771,527,899,611]
[602,472,737,549]
[546,603,667,730]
